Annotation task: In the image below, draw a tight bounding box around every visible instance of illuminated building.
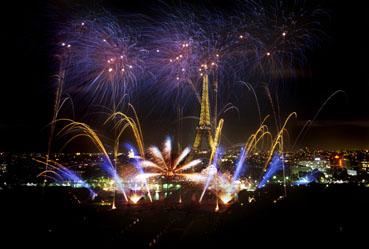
[330,153,345,168]
[191,74,213,155]
[361,161,369,171]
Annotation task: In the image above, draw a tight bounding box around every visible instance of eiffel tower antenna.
[192,74,214,154]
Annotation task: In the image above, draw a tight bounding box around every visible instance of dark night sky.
[0,0,368,152]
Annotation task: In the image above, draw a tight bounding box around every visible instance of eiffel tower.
[192,74,214,154]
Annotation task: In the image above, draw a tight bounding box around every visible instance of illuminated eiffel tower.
[192,74,214,155]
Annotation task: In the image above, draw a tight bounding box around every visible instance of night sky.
[0,0,368,152]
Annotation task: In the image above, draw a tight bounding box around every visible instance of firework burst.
[230,0,327,82]
[58,12,145,105]
[146,5,238,105]
[140,137,202,178]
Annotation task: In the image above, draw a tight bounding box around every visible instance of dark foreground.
[1,184,368,248]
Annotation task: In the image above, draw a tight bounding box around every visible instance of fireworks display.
[39,0,330,210]
[4,0,369,247]
[54,0,326,108]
